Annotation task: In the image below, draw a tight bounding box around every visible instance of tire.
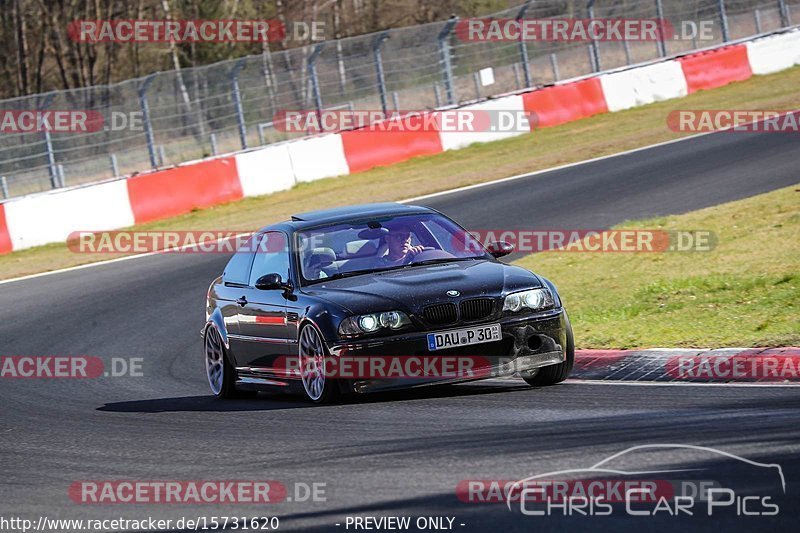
[523,314,575,386]
[205,325,256,399]
[298,324,340,404]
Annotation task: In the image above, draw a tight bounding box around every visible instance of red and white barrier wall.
[1,29,799,255]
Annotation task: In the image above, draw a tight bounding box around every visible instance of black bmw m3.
[203,202,574,403]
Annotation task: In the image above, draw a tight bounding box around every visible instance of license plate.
[427,324,501,351]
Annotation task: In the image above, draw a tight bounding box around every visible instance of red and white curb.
[572,347,800,383]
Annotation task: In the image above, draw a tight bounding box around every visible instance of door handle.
[236,296,247,307]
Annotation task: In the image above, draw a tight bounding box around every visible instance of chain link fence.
[0,0,798,200]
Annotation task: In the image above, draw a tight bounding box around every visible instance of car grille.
[423,303,458,325]
[459,298,494,321]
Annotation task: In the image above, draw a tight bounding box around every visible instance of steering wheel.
[411,248,454,262]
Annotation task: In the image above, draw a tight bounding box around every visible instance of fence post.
[231,59,248,150]
[516,0,533,88]
[158,145,166,166]
[587,1,601,72]
[37,93,57,188]
[392,91,400,111]
[137,74,158,169]
[56,164,65,188]
[778,0,790,27]
[473,72,481,99]
[655,0,667,57]
[438,16,459,106]
[550,53,560,81]
[754,9,762,33]
[308,43,326,122]
[110,154,119,177]
[210,133,218,155]
[372,31,391,115]
[718,0,730,42]
[433,83,442,107]
[0,176,8,199]
[623,39,632,65]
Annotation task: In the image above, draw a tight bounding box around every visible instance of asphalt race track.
[1,128,798,532]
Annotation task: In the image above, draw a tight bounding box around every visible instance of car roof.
[265,202,436,232]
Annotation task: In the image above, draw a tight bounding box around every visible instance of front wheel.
[299,324,340,404]
[523,314,575,386]
[205,325,256,399]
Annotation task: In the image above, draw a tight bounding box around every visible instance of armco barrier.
[287,134,350,183]
[126,157,242,224]
[3,180,135,251]
[522,78,607,128]
[235,144,296,198]
[599,69,640,111]
[438,95,527,151]
[746,31,800,75]
[341,115,443,174]
[643,60,689,102]
[600,61,687,112]
[679,44,753,93]
[0,204,11,255]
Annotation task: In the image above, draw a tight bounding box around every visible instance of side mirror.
[487,241,514,258]
[255,273,293,292]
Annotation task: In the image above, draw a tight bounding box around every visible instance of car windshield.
[298,213,487,283]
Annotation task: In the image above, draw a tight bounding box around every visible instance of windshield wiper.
[305,269,374,283]
[404,256,478,268]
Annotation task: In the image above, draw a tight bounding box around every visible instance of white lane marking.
[466,377,800,388]
[0,125,750,287]
[565,379,800,388]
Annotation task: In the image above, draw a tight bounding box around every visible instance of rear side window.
[223,235,257,285]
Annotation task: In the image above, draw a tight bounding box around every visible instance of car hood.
[301,259,542,315]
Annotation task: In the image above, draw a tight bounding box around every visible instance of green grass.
[514,185,800,348]
[2,66,800,281]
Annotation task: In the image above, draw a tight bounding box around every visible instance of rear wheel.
[205,325,256,399]
[299,325,339,404]
[523,314,575,386]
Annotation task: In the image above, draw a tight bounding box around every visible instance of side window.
[249,232,291,286]
[223,235,256,285]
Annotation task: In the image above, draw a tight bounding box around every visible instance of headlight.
[503,288,554,313]
[339,311,411,337]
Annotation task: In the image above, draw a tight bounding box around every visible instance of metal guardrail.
[0,0,797,200]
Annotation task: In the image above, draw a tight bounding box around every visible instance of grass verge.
[2,66,800,281]
[514,184,799,348]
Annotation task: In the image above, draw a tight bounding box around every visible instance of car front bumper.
[327,308,568,394]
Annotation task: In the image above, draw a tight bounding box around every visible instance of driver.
[381,223,425,266]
